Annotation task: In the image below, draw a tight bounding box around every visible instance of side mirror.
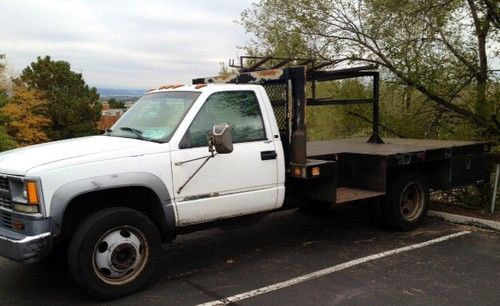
[209,123,233,154]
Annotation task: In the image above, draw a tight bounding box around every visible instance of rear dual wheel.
[382,172,429,231]
[68,207,161,300]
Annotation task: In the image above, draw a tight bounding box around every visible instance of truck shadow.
[157,205,377,278]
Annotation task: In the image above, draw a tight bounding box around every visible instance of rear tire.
[68,207,161,300]
[382,172,429,231]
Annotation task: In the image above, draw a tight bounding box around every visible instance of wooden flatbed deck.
[307,137,481,157]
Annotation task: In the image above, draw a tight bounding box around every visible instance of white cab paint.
[170,85,281,226]
[171,141,278,226]
[0,136,160,176]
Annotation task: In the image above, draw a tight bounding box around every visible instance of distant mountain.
[97,88,146,97]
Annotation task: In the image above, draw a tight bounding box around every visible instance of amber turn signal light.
[26,181,39,205]
[293,166,302,177]
[311,167,320,176]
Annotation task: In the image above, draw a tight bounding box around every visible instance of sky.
[0,0,255,89]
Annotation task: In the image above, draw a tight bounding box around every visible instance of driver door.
[170,90,279,226]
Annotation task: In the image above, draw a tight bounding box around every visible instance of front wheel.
[68,207,161,300]
[382,172,429,231]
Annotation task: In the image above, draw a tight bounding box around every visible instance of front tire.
[68,207,161,300]
[382,172,429,231]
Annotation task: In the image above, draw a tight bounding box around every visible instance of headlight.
[10,179,41,213]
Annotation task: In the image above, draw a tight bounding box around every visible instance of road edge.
[428,210,500,231]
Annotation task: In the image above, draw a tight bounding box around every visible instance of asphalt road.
[0,206,498,305]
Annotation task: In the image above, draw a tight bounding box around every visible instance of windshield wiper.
[119,127,145,140]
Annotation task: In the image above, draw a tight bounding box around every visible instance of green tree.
[241,0,500,138]
[20,56,101,140]
[0,54,16,151]
[107,98,125,108]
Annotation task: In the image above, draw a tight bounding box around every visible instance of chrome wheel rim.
[92,226,149,285]
[400,183,424,222]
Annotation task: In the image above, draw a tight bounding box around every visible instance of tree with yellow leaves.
[2,82,51,146]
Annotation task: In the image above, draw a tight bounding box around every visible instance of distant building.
[97,103,126,131]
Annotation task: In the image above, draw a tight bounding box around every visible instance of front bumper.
[0,224,52,264]
[0,215,52,263]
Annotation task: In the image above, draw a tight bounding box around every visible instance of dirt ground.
[430,202,500,222]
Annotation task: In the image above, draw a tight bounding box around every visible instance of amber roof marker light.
[195,84,207,89]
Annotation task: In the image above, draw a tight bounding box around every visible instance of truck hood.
[0,136,161,176]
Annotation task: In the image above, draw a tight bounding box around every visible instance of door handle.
[261,150,277,160]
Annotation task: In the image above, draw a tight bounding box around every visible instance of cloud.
[0,0,253,88]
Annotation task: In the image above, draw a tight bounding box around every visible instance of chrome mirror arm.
[175,136,217,194]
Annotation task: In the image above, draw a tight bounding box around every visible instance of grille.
[1,211,12,229]
[0,177,9,191]
[263,82,288,132]
[0,197,12,209]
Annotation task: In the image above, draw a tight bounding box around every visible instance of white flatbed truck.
[0,62,489,299]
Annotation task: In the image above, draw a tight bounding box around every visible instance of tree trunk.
[468,0,490,119]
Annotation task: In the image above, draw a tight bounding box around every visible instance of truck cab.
[157,84,286,225]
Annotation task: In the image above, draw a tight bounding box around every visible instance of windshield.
[107,91,200,142]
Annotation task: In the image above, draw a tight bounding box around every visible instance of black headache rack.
[192,56,383,179]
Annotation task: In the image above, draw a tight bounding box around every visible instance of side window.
[183,91,267,148]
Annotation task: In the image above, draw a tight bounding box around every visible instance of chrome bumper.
[0,230,52,263]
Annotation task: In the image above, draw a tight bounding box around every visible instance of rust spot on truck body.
[193,68,285,85]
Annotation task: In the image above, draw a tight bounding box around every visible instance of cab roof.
[146,83,262,94]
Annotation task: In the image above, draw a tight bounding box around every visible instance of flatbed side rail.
[307,68,382,144]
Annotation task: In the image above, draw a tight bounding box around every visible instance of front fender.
[49,172,175,237]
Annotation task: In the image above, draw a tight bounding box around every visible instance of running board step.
[336,187,384,204]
